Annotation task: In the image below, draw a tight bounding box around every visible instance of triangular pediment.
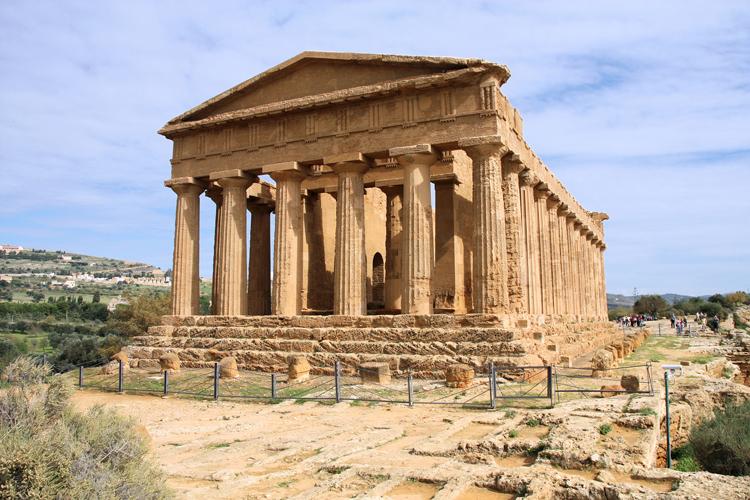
[168,52,503,125]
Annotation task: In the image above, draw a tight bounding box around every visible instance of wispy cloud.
[0,0,748,296]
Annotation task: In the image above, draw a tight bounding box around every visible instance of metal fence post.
[665,371,672,468]
[117,359,124,393]
[334,360,341,403]
[213,362,220,401]
[163,370,169,397]
[78,365,83,388]
[407,372,414,407]
[547,365,554,407]
[271,373,277,399]
[489,362,496,410]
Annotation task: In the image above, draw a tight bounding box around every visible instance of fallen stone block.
[446,363,474,389]
[159,353,181,373]
[288,356,310,382]
[219,356,239,378]
[601,385,623,398]
[620,374,640,393]
[359,362,391,384]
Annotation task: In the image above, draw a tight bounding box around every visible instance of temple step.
[147,325,517,343]
[131,335,527,356]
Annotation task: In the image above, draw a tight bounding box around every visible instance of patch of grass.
[649,353,666,362]
[276,480,293,488]
[504,410,517,418]
[638,408,657,416]
[690,355,716,365]
[722,366,734,379]
[508,429,519,438]
[673,444,701,472]
[690,400,750,476]
[323,465,350,475]
[206,441,232,449]
[598,423,612,435]
[525,418,540,427]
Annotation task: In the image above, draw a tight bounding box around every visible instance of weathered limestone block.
[159,353,181,373]
[219,356,239,378]
[101,360,128,375]
[288,356,310,382]
[559,355,572,368]
[600,385,623,398]
[620,374,640,393]
[446,364,475,388]
[359,362,391,384]
[591,349,615,377]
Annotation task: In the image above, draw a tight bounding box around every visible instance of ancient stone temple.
[131,52,614,375]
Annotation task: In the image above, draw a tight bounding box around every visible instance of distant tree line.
[610,291,750,322]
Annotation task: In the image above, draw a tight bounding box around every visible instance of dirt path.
[72,392,482,499]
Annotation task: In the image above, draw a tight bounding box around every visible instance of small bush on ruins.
[598,423,612,435]
[525,418,540,427]
[689,400,750,476]
[0,356,170,498]
[508,429,519,438]
[673,444,701,472]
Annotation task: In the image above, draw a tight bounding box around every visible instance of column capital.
[546,193,561,209]
[557,203,570,216]
[205,183,222,203]
[247,201,273,214]
[519,169,539,187]
[165,177,205,195]
[501,153,525,175]
[270,169,306,183]
[534,184,551,200]
[458,135,508,159]
[389,144,438,165]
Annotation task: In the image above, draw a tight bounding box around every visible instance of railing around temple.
[70,360,653,410]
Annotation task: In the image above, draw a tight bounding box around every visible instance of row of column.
[168,139,607,320]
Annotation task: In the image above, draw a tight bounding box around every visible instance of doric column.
[535,187,553,316]
[502,154,526,313]
[328,156,368,316]
[520,170,542,315]
[381,186,403,312]
[581,228,593,320]
[271,169,305,316]
[591,237,602,320]
[210,170,254,316]
[565,216,580,319]
[586,232,596,320]
[598,242,608,320]
[166,178,203,316]
[459,136,509,314]
[206,185,223,315]
[390,144,437,315]
[547,195,563,315]
[574,223,586,319]
[557,206,573,317]
[247,203,272,315]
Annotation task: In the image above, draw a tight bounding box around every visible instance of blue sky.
[1,1,748,296]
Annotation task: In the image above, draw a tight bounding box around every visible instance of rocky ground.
[71,323,750,499]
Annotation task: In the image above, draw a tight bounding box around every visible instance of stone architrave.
[534,187,553,316]
[247,203,272,315]
[381,186,403,311]
[206,186,223,315]
[328,155,368,316]
[271,169,305,316]
[211,170,255,316]
[166,177,203,316]
[390,144,437,315]
[547,195,563,315]
[459,136,509,314]
[501,154,526,314]
[519,170,542,315]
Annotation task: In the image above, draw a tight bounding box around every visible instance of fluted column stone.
[502,154,526,313]
[206,186,223,315]
[390,144,436,315]
[247,203,272,315]
[459,136,509,314]
[212,172,254,316]
[547,195,563,315]
[557,206,573,317]
[565,216,579,319]
[535,188,553,316]
[271,169,304,316]
[331,160,368,316]
[381,185,403,311]
[167,178,203,316]
[520,170,542,315]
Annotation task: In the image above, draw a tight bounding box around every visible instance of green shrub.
[525,418,540,427]
[0,358,170,497]
[638,408,657,416]
[508,429,518,438]
[598,423,612,435]
[690,400,750,476]
[673,444,701,472]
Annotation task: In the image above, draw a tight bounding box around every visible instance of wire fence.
[69,359,654,410]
